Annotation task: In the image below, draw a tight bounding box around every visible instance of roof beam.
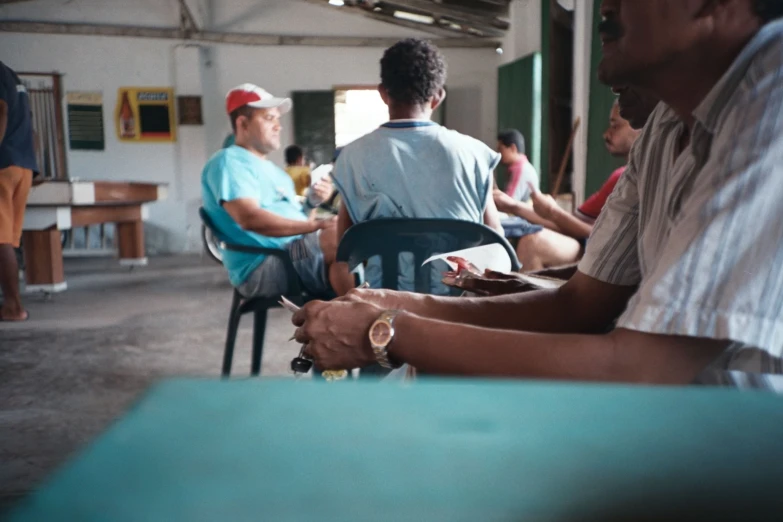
[177,0,199,33]
[0,20,501,48]
[376,0,507,37]
[383,0,509,28]
[298,0,467,38]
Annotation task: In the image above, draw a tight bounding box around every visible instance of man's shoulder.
[340,128,384,158]
[203,147,264,177]
[437,127,491,150]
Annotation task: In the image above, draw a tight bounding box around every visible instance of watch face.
[370,321,392,346]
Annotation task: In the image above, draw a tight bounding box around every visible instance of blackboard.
[292,91,335,166]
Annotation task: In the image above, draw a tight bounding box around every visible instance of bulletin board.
[67,91,105,150]
[115,87,177,142]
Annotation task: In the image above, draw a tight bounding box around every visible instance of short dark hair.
[229,105,257,133]
[497,129,525,155]
[285,145,304,165]
[755,0,783,22]
[380,38,447,106]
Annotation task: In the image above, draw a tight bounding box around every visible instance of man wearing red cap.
[201,84,349,298]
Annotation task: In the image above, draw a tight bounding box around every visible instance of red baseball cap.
[225,83,292,115]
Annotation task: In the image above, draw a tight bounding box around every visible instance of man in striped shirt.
[293,0,783,383]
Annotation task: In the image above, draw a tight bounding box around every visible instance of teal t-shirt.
[201,145,308,286]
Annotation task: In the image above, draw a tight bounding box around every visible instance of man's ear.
[431,87,446,110]
[378,84,390,106]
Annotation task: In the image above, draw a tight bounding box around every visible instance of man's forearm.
[390,316,725,384]
[244,214,318,237]
[375,273,635,334]
[509,202,561,231]
[550,209,593,239]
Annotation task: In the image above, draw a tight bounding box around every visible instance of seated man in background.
[523,91,658,240]
[493,128,578,271]
[332,38,503,293]
[283,144,311,196]
[202,83,352,299]
[493,87,657,271]
[497,129,539,202]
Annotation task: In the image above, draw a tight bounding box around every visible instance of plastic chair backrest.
[199,207,303,296]
[336,218,521,294]
[199,207,230,245]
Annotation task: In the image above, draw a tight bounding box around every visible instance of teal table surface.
[8,378,783,521]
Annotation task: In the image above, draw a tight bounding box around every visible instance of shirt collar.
[381,119,438,129]
[693,19,783,133]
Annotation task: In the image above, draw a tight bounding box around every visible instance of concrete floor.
[0,255,302,513]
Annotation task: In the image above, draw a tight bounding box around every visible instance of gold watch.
[369,310,402,369]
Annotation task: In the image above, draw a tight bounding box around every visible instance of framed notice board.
[115,87,177,142]
[66,91,105,150]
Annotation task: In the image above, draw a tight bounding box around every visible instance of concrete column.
[571,0,593,206]
[173,44,208,252]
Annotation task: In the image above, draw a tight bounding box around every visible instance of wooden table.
[22,180,167,292]
[7,378,783,521]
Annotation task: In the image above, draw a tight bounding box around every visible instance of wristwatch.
[369,310,403,369]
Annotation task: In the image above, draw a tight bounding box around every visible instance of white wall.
[500,0,542,64]
[0,0,502,253]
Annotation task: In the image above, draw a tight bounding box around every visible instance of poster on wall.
[115,87,177,142]
[177,95,203,125]
[66,91,104,151]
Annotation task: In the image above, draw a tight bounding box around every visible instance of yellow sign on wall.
[115,87,177,142]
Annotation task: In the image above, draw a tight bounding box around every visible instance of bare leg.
[318,225,354,296]
[516,229,581,273]
[0,244,27,321]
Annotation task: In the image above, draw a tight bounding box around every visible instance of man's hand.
[530,186,560,221]
[315,215,337,229]
[293,299,383,370]
[493,189,518,213]
[309,178,335,207]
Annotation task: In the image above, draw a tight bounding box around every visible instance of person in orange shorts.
[0,62,37,322]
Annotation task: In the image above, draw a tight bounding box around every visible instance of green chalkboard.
[292,91,335,166]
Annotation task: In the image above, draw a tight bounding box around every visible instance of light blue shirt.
[201,145,308,286]
[333,120,499,293]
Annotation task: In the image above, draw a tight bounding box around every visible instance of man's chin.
[598,59,632,88]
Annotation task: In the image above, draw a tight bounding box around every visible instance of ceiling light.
[393,10,434,24]
[328,0,345,6]
[495,46,503,55]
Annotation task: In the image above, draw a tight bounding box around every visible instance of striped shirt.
[579,19,783,374]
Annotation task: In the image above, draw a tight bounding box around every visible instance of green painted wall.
[496,53,543,189]
[584,0,625,197]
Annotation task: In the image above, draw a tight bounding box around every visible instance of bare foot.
[0,306,29,322]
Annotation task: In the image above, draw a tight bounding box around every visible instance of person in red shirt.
[496,88,657,261]
[526,89,658,241]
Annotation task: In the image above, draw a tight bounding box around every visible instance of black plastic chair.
[199,207,309,377]
[336,218,521,294]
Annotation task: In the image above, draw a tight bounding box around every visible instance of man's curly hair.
[755,0,783,21]
[380,38,447,106]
